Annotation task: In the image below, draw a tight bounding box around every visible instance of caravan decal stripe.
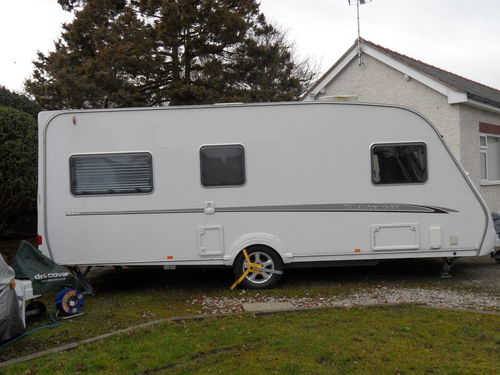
[66,208,203,216]
[66,203,457,216]
[217,203,456,214]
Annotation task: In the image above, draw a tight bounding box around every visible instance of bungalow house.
[304,38,500,212]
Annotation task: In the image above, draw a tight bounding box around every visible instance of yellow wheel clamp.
[230,249,283,290]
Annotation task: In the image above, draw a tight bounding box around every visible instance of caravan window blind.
[371,143,427,185]
[70,152,153,195]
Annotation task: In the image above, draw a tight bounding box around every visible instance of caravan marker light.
[37,235,43,245]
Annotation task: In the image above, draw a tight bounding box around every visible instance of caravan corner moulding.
[37,102,496,289]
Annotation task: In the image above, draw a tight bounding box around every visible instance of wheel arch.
[223,232,292,266]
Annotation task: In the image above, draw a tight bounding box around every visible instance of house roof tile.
[306,39,500,108]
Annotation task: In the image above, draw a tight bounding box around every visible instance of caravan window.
[70,152,153,195]
[371,143,427,185]
[200,145,246,187]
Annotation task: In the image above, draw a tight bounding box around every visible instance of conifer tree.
[26,0,316,108]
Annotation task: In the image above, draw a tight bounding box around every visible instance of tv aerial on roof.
[348,0,372,66]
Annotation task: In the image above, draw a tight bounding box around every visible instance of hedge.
[0,106,37,238]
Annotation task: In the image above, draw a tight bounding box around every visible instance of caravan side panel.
[39,103,494,266]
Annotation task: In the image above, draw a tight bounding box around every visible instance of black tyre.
[233,246,284,289]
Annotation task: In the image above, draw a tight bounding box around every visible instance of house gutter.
[464,98,500,115]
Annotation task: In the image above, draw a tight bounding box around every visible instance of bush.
[0,86,40,120]
[0,106,37,238]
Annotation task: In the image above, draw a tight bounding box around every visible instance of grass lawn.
[0,265,420,362]
[2,305,498,375]
[0,259,498,364]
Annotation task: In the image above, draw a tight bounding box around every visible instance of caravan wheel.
[233,246,284,289]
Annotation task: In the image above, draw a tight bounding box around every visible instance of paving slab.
[242,302,294,312]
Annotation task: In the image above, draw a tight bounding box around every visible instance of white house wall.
[320,54,462,159]
[459,104,500,211]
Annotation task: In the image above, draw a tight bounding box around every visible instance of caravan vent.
[317,95,358,102]
[70,152,153,195]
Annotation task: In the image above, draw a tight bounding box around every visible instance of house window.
[371,143,427,185]
[200,145,246,187]
[480,134,500,183]
[70,152,153,195]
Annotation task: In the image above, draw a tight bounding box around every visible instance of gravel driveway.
[199,286,499,314]
[195,256,499,314]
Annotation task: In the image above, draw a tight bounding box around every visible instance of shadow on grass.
[87,257,452,295]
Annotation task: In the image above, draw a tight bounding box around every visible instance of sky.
[1,0,499,93]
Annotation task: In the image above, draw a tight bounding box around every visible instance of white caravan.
[37,102,496,288]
